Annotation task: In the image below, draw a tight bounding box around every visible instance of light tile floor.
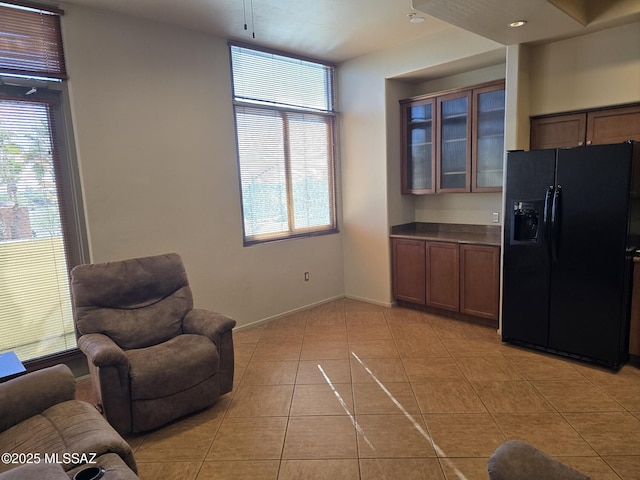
[123,299,640,479]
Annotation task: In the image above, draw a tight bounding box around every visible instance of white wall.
[61,5,345,327]
[414,193,503,225]
[59,4,640,319]
[529,22,640,115]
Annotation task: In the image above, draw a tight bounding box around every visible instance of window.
[0,2,87,364]
[230,43,338,245]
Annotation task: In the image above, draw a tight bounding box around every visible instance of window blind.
[231,45,333,112]
[0,93,76,361]
[230,43,338,245]
[0,2,67,79]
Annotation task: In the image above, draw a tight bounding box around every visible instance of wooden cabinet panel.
[460,244,500,320]
[530,114,586,150]
[392,238,426,305]
[587,106,640,145]
[426,242,459,312]
[391,237,500,325]
[530,104,640,150]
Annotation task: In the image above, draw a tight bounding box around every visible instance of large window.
[0,2,87,363]
[230,43,338,245]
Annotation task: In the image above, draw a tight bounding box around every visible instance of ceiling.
[57,0,452,64]
[57,0,640,64]
[413,0,640,46]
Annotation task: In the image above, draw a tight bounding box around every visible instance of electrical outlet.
[492,212,500,223]
[304,272,310,282]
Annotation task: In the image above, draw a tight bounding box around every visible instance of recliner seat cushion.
[127,334,219,400]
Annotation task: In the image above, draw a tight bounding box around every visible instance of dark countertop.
[390,222,502,247]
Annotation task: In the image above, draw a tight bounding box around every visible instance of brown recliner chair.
[71,253,236,435]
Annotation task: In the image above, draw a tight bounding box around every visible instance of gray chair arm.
[78,333,129,369]
[77,333,132,436]
[488,440,590,480]
[183,309,236,345]
[0,364,75,432]
[183,309,236,393]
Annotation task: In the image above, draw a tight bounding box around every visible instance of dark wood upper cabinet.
[472,83,506,192]
[437,91,472,193]
[400,98,435,194]
[587,105,640,145]
[530,104,640,150]
[530,113,587,150]
[401,80,505,194]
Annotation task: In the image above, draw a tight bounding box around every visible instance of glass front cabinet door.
[473,83,505,192]
[437,91,471,192]
[400,80,505,195]
[401,97,435,194]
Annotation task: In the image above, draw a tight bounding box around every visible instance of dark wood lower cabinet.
[392,238,500,325]
[392,238,426,305]
[460,244,500,320]
[426,242,459,312]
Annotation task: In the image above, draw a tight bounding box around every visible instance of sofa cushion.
[488,440,589,480]
[127,334,219,400]
[0,400,136,474]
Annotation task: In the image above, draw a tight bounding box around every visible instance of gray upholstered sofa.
[71,253,236,435]
[0,364,138,480]
[489,440,590,480]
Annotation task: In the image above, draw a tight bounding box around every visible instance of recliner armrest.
[78,333,129,368]
[0,364,75,432]
[183,309,236,346]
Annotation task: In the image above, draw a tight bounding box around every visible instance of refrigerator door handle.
[543,186,554,258]
[551,185,561,262]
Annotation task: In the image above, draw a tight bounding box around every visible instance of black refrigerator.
[502,142,640,369]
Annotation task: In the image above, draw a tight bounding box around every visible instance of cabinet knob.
[586,140,592,145]
[578,141,584,146]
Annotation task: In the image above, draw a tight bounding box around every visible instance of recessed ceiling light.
[407,13,425,23]
[509,20,527,28]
